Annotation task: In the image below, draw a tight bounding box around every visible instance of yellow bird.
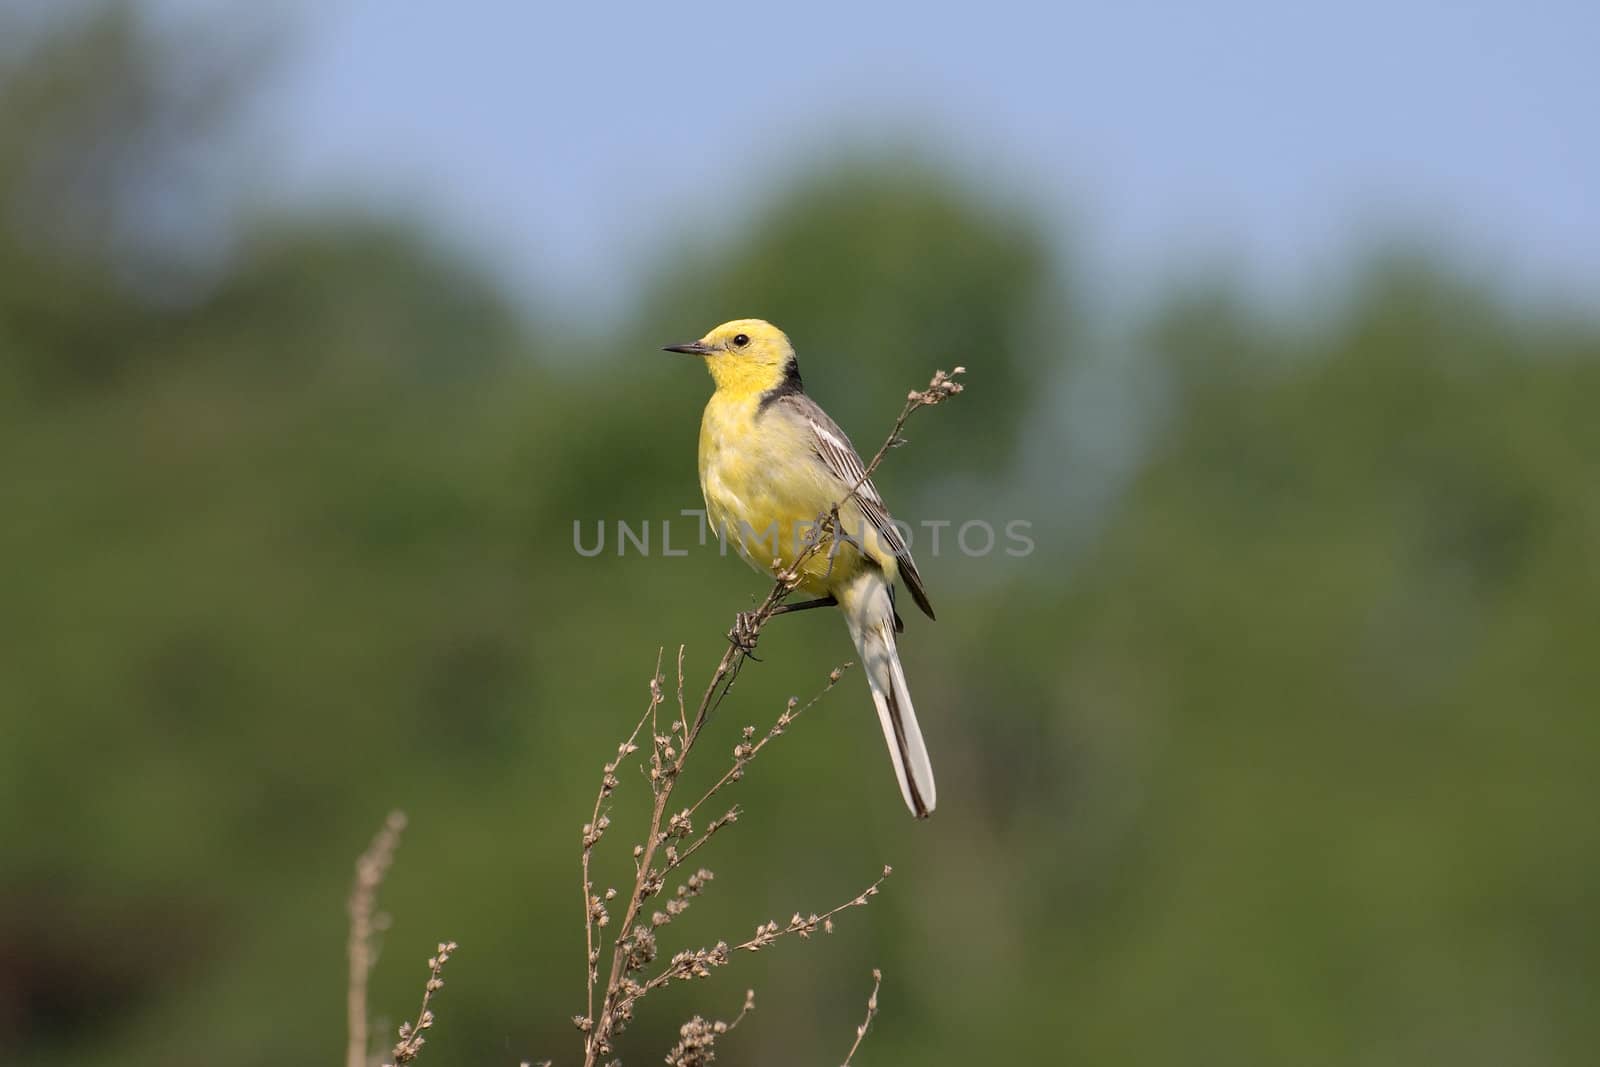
[664,318,937,818]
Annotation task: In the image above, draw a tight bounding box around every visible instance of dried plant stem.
[841,969,883,1067]
[586,718,684,1061]
[579,368,963,1066]
[386,942,459,1066]
[582,649,663,1032]
[348,810,407,1067]
[631,866,893,1001]
[675,645,689,739]
[850,367,966,503]
[584,656,884,1063]
[685,663,851,821]
[728,866,891,954]
[663,989,756,1067]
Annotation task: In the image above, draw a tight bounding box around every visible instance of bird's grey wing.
[785,393,936,621]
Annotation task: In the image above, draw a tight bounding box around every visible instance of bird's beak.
[662,340,714,355]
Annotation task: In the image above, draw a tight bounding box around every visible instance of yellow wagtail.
[664,319,937,818]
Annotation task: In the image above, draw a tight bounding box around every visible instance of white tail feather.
[840,573,936,818]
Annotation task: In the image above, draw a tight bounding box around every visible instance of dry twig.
[580,648,663,1030]
[347,811,407,1067]
[386,942,459,1066]
[573,367,964,1066]
[578,658,886,1063]
[663,988,756,1067]
[841,969,883,1067]
[628,866,892,1004]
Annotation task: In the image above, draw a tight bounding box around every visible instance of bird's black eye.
[732,333,750,347]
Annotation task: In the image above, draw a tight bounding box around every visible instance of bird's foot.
[727,610,763,660]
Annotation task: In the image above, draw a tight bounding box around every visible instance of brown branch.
[726,865,892,955]
[675,644,689,739]
[347,810,407,1067]
[664,988,756,1067]
[684,662,852,822]
[385,942,458,1066]
[841,969,883,1067]
[583,657,879,1062]
[851,366,967,503]
[580,648,665,1037]
[579,367,963,1065]
[629,866,893,1004]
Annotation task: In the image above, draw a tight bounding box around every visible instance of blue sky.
[171,0,1598,310]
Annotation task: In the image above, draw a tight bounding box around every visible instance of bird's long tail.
[839,571,936,818]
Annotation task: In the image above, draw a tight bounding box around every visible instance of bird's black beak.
[662,340,714,355]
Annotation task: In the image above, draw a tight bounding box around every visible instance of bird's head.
[663,318,800,396]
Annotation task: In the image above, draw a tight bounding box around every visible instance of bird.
[664,318,938,818]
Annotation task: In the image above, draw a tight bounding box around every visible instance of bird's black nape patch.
[756,356,805,414]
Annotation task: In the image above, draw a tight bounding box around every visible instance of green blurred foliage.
[3,8,1598,1067]
[639,159,1058,476]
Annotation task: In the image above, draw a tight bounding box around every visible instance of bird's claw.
[728,610,763,660]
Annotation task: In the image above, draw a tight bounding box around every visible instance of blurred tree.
[4,7,1599,1067]
[638,157,1061,477]
[0,3,265,399]
[932,259,1600,1065]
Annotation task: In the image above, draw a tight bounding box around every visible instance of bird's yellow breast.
[698,390,876,596]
